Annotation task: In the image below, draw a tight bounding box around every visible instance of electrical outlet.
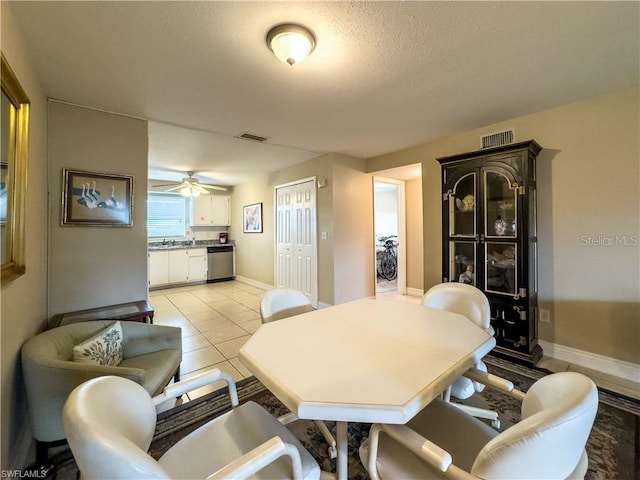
[539,308,551,323]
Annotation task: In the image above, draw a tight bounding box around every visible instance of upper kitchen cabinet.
[437,140,542,366]
[191,195,230,226]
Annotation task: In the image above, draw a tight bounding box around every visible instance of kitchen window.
[147,193,187,238]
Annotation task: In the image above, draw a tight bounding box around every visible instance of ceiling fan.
[153,171,227,197]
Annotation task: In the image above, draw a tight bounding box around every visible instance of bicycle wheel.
[380,253,397,280]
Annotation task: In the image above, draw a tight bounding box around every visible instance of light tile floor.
[150,280,639,412]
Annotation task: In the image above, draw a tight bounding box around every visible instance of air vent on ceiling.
[480,129,515,149]
[236,132,269,143]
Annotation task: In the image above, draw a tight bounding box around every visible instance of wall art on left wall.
[62,168,134,226]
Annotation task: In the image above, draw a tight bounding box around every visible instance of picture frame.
[243,202,263,233]
[62,168,134,227]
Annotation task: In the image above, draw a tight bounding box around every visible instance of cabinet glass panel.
[485,242,517,295]
[484,171,517,238]
[450,173,476,237]
[450,241,476,286]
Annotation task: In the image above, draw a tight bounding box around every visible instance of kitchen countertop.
[148,240,234,251]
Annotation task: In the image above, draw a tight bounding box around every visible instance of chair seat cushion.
[158,401,320,479]
[362,399,498,479]
[119,349,180,396]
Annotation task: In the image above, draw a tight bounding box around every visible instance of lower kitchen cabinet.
[148,251,169,287]
[148,248,208,287]
[187,248,207,282]
[168,250,189,283]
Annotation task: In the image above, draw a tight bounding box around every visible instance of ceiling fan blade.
[198,184,228,192]
[189,184,206,195]
[163,185,184,192]
[152,183,181,188]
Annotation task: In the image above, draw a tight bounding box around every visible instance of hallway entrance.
[371,164,423,296]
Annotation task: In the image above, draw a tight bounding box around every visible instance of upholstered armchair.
[21,320,182,464]
[359,371,598,479]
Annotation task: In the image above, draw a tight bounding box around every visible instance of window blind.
[147,193,186,238]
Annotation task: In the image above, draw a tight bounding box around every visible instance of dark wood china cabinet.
[437,140,543,365]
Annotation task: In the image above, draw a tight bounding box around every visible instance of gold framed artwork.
[62,169,134,226]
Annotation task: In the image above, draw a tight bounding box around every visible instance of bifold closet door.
[275,179,317,307]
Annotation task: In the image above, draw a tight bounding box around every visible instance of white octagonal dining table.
[239,296,495,480]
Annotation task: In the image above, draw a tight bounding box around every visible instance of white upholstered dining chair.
[259,288,338,459]
[359,371,598,480]
[63,369,321,479]
[422,282,501,427]
[260,287,315,323]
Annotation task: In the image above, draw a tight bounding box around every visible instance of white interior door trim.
[274,177,318,308]
[373,176,407,295]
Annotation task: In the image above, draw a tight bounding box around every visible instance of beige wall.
[231,153,375,305]
[1,3,49,469]
[231,156,335,302]
[230,173,278,287]
[48,102,149,317]
[332,156,375,304]
[405,177,424,292]
[369,86,640,364]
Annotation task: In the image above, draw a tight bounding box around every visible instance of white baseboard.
[539,340,640,383]
[234,276,273,291]
[406,287,424,297]
[234,276,332,309]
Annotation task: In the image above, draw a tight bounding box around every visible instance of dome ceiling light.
[266,24,316,66]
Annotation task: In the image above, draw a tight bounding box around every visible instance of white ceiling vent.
[236,132,269,143]
[480,129,515,149]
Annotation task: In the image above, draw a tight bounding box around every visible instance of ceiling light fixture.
[266,24,316,66]
[180,185,201,198]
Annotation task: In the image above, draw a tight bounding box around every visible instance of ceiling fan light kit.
[266,23,316,66]
[153,171,227,197]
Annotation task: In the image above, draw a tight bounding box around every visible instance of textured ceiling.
[8,1,639,185]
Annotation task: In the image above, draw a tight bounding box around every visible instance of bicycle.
[376,238,398,281]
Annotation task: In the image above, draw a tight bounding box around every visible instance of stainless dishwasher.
[207,246,234,282]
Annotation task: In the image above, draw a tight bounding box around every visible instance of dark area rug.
[54,356,639,479]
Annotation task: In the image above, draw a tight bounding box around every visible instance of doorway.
[372,164,423,297]
[374,177,405,295]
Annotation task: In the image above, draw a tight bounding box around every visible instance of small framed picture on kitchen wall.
[243,202,262,233]
[62,169,134,226]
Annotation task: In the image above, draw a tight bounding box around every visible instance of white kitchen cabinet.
[148,251,169,287]
[191,195,230,226]
[149,248,208,287]
[187,248,207,282]
[168,250,189,283]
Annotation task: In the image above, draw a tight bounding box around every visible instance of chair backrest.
[260,288,314,323]
[63,376,169,480]
[422,283,492,332]
[471,372,598,479]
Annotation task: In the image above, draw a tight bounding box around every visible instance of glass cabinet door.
[485,242,517,295]
[449,172,476,237]
[484,171,517,238]
[450,241,476,286]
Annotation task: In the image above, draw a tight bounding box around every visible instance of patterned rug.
[55,356,639,479]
